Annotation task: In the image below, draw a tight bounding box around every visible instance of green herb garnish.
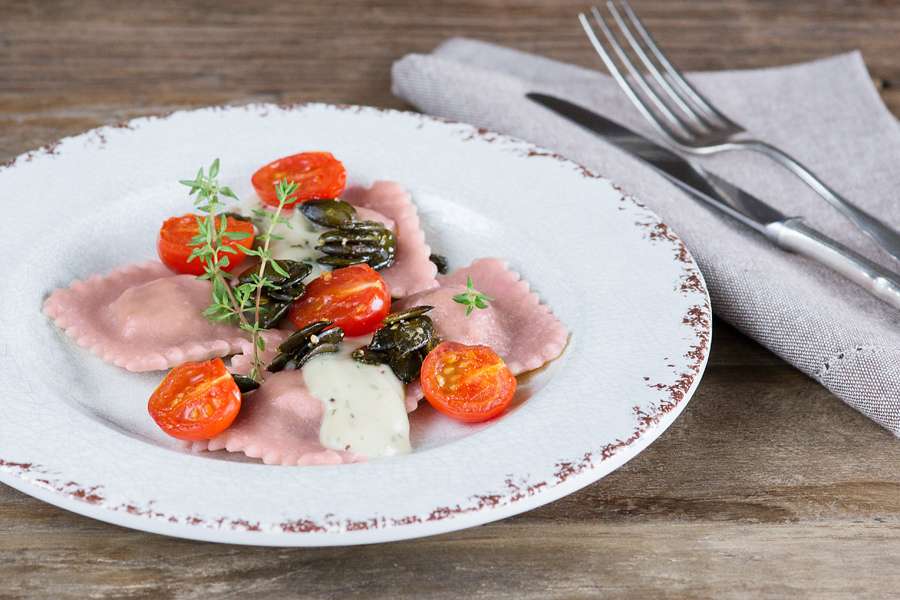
[181,159,298,382]
[452,276,493,316]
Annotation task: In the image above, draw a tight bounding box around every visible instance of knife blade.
[526,91,900,310]
[526,92,784,233]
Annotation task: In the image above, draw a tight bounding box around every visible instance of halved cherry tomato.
[157,214,255,276]
[288,264,390,337]
[148,358,242,441]
[420,342,517,423]
[251,152,347,208]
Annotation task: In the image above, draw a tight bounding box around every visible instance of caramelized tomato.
[251,152,346,208]
[148,358,242,441]
[288,264,390,337]
[420,342,517,423]
[157,214,254,276]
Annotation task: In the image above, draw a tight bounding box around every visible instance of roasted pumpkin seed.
[231,373,261,393]
[299,199,356,228]
[268,322,345,373]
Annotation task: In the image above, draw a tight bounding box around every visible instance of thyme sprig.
[236,178,297,381]
[180,159,298,382]
[181,159,252,330]
[452,276,493,316]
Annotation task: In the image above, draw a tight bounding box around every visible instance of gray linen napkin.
[392,38,900,434]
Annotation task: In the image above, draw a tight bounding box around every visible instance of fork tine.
[605,0,715,133]
[588,6,702,140]
[619,0,741,131]
[578,12,683,143]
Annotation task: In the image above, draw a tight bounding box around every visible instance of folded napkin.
[392,38,900,434]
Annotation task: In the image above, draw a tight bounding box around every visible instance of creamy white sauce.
[302,337,411,458]
[235,195,327,278]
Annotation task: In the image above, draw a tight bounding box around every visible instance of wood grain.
[2,1,899,598]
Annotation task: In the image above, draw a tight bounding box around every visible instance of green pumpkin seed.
[268,322,345,373]
[351,346,387,365]
[429,253,449,275]
[231,373,261,393]
[277,321,333,354]
[318,241,385,256]
[315,220,396,271]
[316,255,369,268]
[369,316,435,355]
[292,343,341,368]
[388,349,428,383]
[383,305,434,325]
[351,305,440,382]
[299,199,357,227]
[240,296,291,330]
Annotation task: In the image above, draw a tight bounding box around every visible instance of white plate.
[0,104,710,546]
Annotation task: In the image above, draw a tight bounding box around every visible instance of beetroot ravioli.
[398,258,568,376]
[343,181,438,297]
[44,152,568,466]
[44,262,251,372]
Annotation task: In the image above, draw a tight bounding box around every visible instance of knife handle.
[767,219,900,310]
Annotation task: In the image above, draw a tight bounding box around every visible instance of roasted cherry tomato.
[157,214,254,276]
[148,358,242,441]
[251,152,347,208]
[288,264,390,337]
[420,342,517,423]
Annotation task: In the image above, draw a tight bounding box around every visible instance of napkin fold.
[392,38,900,434]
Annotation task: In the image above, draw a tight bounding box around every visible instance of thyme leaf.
[451,276,493,316]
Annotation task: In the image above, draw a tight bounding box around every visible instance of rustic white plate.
[0,103,710,546]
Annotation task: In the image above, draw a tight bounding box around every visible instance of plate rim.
[0,102,712,546]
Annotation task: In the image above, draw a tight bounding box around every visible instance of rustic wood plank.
[1,0,899,158]
[1,0,898,597]
[3,521,900,600]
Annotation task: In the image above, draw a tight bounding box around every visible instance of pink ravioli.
[190,370,361,466]
[397,258,568,375]
[44,261,249,372]
[343,181,438,297]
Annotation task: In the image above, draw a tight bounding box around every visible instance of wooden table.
[3,2,899,597]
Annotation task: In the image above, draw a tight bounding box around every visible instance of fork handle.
[737,140,900,264]
[767,218,900,310]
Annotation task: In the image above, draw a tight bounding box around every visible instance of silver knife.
[527,92,900,310]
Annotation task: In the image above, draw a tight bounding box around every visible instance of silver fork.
[580,0,900,263]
